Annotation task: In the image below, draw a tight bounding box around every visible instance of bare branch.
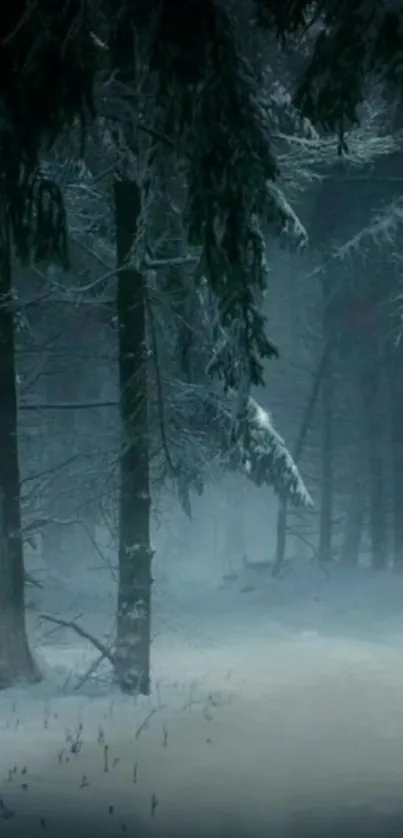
[20,401,117,411]
[145,254,199,270]
[74,650,113,691]
[39,615,115,665]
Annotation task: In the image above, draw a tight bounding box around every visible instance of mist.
[5,517,403,838]
[3,4,403,837]
[8,201,403,838]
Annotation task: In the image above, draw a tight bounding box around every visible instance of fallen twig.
[74,650,113,691]
[135,707,161,740]
[39,614,115,665]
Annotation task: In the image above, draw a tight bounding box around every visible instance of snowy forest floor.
[4,563,403,838]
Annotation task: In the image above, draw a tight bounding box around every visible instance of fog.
[9,241,403,838]
[1,481,403,838]
[4,74,403,838]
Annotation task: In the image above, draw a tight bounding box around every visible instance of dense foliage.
[257,0,403,137]
[3,0,403,374]
[2,0,403,503]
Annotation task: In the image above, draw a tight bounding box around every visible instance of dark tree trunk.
[225,481,245,571]
[273,501,287,576]
[106,9,153,695]
[318,276,335,564]
[41,321,82,575]
[114,180,152,695]
[318,354,334,563]
[0,245,40,688]
[341,476,366,567]
[388,346,403,570]
[341,393,367,567]
[362,362,387,570]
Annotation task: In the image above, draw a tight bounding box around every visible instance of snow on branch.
[276,129,403,187]
[335,197,403,260]
[302,196,403,280]
[239,397,312,508]
[271,89,403,194]
[264,181,308,250]
[153,371,311,512]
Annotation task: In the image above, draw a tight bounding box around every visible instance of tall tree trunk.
[42,320,82,575]
[225,479,245,573]
[109,6,153,695]
[388,346,403,570]
[362,361,387,570]
[318,355,334,563]
[341,476,366,567]
[341,391,367,567]
[0,245,40,687]
[114,180,152,695]
[274,502,288,576]
[318,276,335,564]
[273,339,333,576]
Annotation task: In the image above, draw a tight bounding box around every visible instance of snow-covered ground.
[4,563,403,838]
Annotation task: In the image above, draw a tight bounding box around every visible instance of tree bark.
[114,179,153,695]
[341,476,366,567]
[318,274,335,564]
[318,353,334,563]
[0,245,40,688]
[388,346,403,570]
[341,391,367,567]
[225,480,246,572]
[362,362,387,570]
[42,323,82,575]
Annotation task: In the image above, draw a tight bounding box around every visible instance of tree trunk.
[0,245,40,688]
[225,480,246,573]
[341,393,367,567]
[318,274,335,564]
[362,362,387,570]
[273,502,288,576]
[113,179,153,695]
[388,346,403,570]
[273,339,333,576]
[318,354,334,563]
[341,477,366,567]
[42,322,82,575]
